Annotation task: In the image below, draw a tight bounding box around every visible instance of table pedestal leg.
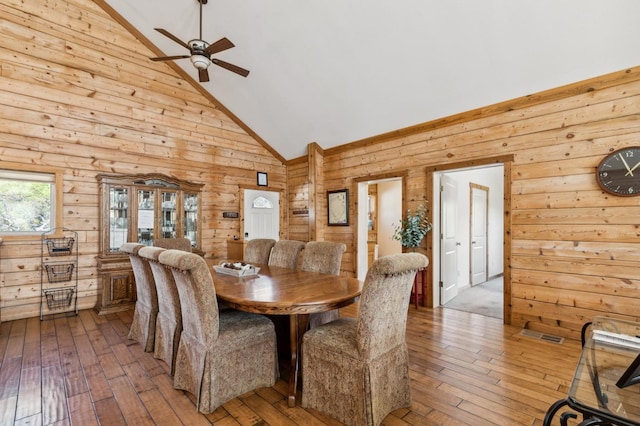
[288,313,310,407]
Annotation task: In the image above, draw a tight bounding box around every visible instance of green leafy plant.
[392,203,432,250]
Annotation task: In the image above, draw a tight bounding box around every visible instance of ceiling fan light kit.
[190,54,211,70]
[150,0,249,83]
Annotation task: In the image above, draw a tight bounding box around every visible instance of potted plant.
[393,202,432,251]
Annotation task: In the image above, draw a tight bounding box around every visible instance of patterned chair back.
[120,242,158,352]
[159,250,219,345]
[139,246,182,374]
[244,238,276,264]
[301,241,347,328]
[300,241,346,275]
[268,240,306,269]
[356,253,428,359]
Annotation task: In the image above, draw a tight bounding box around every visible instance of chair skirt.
[302,319,411,426]
[172,310,278,414]
[153,312,181,375]
[128,301,157,353]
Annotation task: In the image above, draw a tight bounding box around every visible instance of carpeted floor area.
[443,276,503,319]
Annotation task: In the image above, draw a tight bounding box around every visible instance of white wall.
[376,180,402,257]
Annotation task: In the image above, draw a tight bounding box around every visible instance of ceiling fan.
[150,0,249,83]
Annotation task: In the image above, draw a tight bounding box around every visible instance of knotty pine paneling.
[0,0,284,322]
[2,0,639,339]
[286,161,310,242]
[289,68,640,339]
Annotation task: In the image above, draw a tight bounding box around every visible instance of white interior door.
[440,175,459,304]
[243,189,280,240]
[470,184,488,286]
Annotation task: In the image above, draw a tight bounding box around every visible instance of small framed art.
[327,189,349,226]
[257,172,268,187]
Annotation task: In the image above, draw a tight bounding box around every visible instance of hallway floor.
[443,276,503,319]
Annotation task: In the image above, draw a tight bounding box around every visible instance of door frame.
[425,155,513,324]
[354,172,407,281]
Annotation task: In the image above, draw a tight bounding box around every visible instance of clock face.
[596,147,640,196]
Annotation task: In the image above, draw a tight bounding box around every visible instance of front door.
[243,189,280,240]
[440,174,459,304]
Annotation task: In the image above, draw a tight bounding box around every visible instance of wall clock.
[596,147,640,196]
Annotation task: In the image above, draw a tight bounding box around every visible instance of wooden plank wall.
[291,68,640,339]
[0,0,285,321]
[1,0,638,339]
[286,158,310,243]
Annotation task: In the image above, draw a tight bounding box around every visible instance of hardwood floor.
[0,306,582,425]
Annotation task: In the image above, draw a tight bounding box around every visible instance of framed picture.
[257,172,268,187]
[327,189,349,226]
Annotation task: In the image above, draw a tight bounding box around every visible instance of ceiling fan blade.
[211,59,250,77]
[150,55,190,61]
[199,68,210,83]
[155,28,190,50]
[205,37,235,56]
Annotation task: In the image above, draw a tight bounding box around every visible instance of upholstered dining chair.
[244,238,276,265]
[154,237,192,252]
[301,241,347,328]
[268,239,306,269]
[301,252,429,426]
[120,243,158,352]
[138,246,182,375]
[158,249,278,414]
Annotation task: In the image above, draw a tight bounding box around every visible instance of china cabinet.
[96,173,203,314]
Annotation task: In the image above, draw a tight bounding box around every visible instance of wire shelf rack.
[41,228,78,320]
[45,262,75,283]
[44,237,75,256]
[44,288,75,310]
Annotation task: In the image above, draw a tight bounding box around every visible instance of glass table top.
[569,316,640,424]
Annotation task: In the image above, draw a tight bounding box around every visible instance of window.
[0,169,59,235]
[252,196,273,209]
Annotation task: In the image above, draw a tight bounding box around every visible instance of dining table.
[206,259,363,407]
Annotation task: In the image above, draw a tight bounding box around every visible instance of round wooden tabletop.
[207,260,362,315]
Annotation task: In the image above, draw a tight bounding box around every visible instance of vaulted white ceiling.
[102,0,640,160]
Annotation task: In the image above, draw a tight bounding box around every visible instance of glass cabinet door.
[100,174,202,254]
[161,191,177,239]
[183,192,198,248]
[109,187,129,252]
[137,189,155,246]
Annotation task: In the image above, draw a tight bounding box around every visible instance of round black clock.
[596,147,640,196]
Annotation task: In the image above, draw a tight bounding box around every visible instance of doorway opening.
[432,163,505,320]
[356,176,404,281]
